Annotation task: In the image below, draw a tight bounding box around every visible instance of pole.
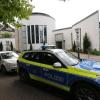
[77,47,80,59]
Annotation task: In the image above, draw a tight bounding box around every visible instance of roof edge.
[72,10,99,27]
[32,12,55,20]
[53,27,72,32]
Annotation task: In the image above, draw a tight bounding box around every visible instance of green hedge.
[90,49,100,56]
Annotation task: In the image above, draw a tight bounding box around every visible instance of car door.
[22,52,42,77]
[40,52,68,87]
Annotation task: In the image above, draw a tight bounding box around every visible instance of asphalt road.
[0,73,72,100]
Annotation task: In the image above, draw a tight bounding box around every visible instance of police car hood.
[75,59,100,72]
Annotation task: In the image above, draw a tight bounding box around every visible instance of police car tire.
[73,83,100,100]
[19,68,30,82]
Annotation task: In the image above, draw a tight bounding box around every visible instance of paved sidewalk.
[71,52,100,61]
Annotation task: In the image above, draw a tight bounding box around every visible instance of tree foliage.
[0,42,3,51]
[11,41,13,51]
[72,41,76,52]
[0,0,33,27]
[83,33,91,53]
[3,32,12,38]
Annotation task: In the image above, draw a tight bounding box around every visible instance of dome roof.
[32,12,55,20]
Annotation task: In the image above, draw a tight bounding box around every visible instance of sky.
[31,0,100,29]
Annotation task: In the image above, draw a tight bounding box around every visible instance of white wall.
[16,11,100,51]
[0,38,15,51]
[17,13,55,51]
[72,11,100,50]
[53,11,100,51]
[53,28,72,50]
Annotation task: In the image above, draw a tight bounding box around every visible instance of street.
[0,73,71,100]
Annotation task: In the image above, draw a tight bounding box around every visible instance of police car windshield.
[56,50,79,66]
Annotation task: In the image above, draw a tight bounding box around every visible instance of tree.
[0,0,33,28]
[3,32,12,38]
[83,33,91,53]
[72,41,76,52]
[0,42,3,51]
[11,42,13,51]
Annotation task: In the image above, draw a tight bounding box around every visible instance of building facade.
[53,27,72,50]
[16,12,55,51]
[16,11,100,51]
[53,10,100,51]
[0,38,15,51]
[0,25,16,51]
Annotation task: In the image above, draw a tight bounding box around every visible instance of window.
[44,26,47,43]
[1,52,13,59]
[40,52,59,65]
[56,50,79,66]
[22,25,26,33]
[31,25,35,43]
[23,52,39,62]
[39,25,43,43]
[23,52,31,60]
[6,41,10,50]
[27,26,31,44]
[35,25,39,43]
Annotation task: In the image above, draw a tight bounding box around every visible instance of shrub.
[0,42,3,51]
[83,33,91,53]
[10,42,13,51]
[3,32,12,38]
[72,41,76,52]
[90,49,100,56]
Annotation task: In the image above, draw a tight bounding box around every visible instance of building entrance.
[56,41,62,49]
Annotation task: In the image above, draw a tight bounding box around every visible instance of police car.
[17,49,100,100]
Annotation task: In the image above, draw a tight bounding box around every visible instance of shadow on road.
[0,71,17,77]
[13,79,72,100]
[0,72,73,100]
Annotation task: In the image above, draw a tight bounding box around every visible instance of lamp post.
[75,28,80,59]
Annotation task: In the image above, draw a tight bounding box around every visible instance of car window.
[56,50,79,66]
[39,52,61,66]
[23,52,40,62]
[23,52,32,60]
[1,52,13,59]
[31,52,40,62]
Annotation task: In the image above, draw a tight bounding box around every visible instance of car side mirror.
[53,62,62,68]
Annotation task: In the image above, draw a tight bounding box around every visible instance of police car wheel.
[19,69,30,82]
[73,84,100,100]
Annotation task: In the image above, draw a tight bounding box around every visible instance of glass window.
[39,25,43,43]
[6,41,10,50]
[27,26,31,44]
[56,50,79,66]
[22,25,26,33]
[35,25,39,43]
[1,52,13,59]
[44,26,47,43]
[40,52,59,65]
[23,52,31,60]
[31,25,35,43]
